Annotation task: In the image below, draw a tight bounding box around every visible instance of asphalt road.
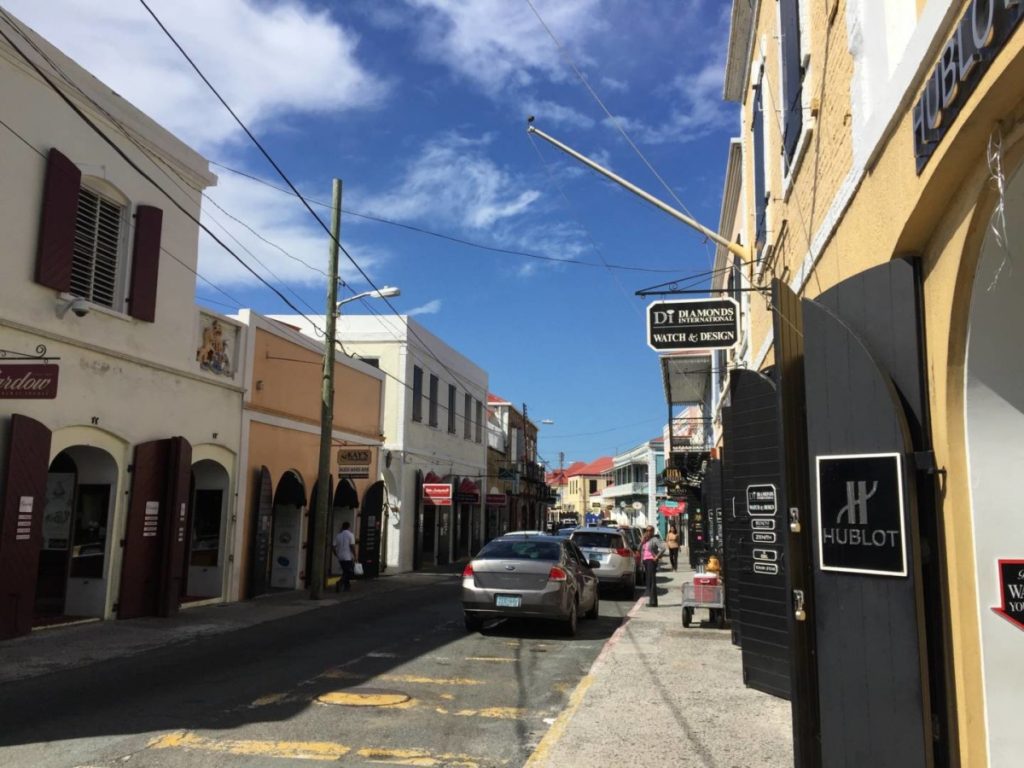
[0,576,633,768]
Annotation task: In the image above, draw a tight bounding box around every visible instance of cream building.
[0,13,242,638]
[718,1,1024,765]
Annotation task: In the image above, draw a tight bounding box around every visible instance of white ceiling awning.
[660,351,712,406]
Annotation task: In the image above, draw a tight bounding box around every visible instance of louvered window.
[70,186,124,309]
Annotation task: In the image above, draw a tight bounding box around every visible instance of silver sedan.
[461,534,600,636]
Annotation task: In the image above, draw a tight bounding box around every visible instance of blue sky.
[9,0,736,466]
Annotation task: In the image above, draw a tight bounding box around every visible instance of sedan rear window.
[477,540,561,560]
[571,532,623,549]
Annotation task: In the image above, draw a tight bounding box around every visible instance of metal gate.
[722,369,791,699]
[801,258,951,767]
[0,414,52,639]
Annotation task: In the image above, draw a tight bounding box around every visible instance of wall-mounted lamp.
[255,379,264,391]
[56,297,90,319]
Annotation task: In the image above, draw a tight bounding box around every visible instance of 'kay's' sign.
[913,0,1024,173]
[646,298,739,352]
[992,559,1024,632]
[0,363,59,399]
[816,453,907,577]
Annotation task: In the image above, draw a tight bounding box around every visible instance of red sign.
[422,483,452,506]
[0,363,59,399]
[993,559,1024,632]
[485,493,507,507]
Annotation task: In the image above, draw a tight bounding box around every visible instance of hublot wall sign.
[913,0,1024,173]
[646,298,739,352]
[816,453,907,577]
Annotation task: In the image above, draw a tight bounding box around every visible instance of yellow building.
[716,1,1024,765]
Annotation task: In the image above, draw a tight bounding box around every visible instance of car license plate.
[584,550,605,561]
[495,595,521,608]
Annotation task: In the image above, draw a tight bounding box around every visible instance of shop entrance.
[965,161,1024,763]
[35,446,118,625]
[185,459,229,600]
[270,470,306,590]
[330,478,359,581]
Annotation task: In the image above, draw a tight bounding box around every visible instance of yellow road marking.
[465,656,517,662]
[379,673,484,686]
[147,731,350,761]
[433,706,527,720]
[355,747,479,767]
[523,674,595,767]
[250,692,290,707]
[317,691,413,707]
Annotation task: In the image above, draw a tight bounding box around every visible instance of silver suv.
[569,527,636,598]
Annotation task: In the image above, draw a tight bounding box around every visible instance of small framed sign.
[816,453,907,577]
[992,559,1024,632]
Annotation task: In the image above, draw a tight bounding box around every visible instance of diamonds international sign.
[646,298,739,352]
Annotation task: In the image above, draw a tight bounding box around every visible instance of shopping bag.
[353,562,364,577]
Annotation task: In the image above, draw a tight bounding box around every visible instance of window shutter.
[128,205,163,322]
[780,0,803,165]
[35,148,81,292]
[752,81,767,250]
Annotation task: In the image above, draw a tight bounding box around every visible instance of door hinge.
[789,506,801,533]
[112,602,119,612]
[119,539,126,547]
[913,451,945,476]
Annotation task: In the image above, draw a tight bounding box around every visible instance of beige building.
[717,1,1024,765]
[562,457,613,518]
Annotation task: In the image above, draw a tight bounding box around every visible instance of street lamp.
[336,285,400,311]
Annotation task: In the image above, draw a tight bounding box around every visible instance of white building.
[604,438,665,528]
[268,313,488,572]
[0,13,243,639]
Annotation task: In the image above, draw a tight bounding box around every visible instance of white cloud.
[601,61,732,145]
[358,134,541,230]
[198,172,388,287]
[523,99,595,129]
[404,0,604,96]
[408,299,443,316]
[601,76,627,92]
[4,0,387,152]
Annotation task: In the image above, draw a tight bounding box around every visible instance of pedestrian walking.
[641,525,660,607]
[666,525,680,571]
[333,521,358,593]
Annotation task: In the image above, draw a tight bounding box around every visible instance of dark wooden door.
[719,407,742,645]
[248,466,273,598]
[722,369,790,699]
[0,415,52,639]
[119,440,169,619]
[359,481,385,578]
[157,437,191,617]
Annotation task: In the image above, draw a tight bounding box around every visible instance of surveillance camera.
[56,297,91,319]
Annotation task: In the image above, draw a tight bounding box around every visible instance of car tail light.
[462,564,474,578]
[615,547,631,558]
[548,566,568,581]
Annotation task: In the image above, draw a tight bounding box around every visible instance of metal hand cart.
[680,582,725,629]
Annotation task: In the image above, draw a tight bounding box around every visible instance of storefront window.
[69,484,109,579]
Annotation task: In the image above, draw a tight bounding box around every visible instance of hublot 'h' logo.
[837,481,878,525]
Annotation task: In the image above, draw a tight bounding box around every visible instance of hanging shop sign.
[422,483,452,506]
[456,479,480,504]
[646,298,739,352]
[485,493,507,507]
[992,559,1024,631]
[0,362,59,399]
[913,0,1024,173]
[337,448,372,479]
[816,453,907,577]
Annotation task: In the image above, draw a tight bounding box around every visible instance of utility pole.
[311,178,342,600]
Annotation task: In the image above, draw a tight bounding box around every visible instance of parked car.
[618,525,644,586]
[569,527,636,598]
[462,533,600,636]
[554,526,577,539]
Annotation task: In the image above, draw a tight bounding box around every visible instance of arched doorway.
[329,478,359,582]
[270,470,306,590]
[36,445,118,623]
[965,160,1024,760]
[185,459,229,599]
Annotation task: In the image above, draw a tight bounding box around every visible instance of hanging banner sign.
[816,453,907,577]
[337,448,372,479]
[422,483,452,506]
[992,559,1024,631]
[0,363,59,399]
[646,298,739,352]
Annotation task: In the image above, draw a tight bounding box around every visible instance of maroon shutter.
[157,437,191,617]
[0,415,52,640]
[35,148,81,292]
[128,205,163,322]
[119,439,170,619]
[248,467,274,598]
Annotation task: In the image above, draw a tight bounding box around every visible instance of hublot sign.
[816,453,907,577]
[913,0,1024,173]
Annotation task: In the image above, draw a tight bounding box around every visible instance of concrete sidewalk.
[0,571,449,685]
[526,561,793,768]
